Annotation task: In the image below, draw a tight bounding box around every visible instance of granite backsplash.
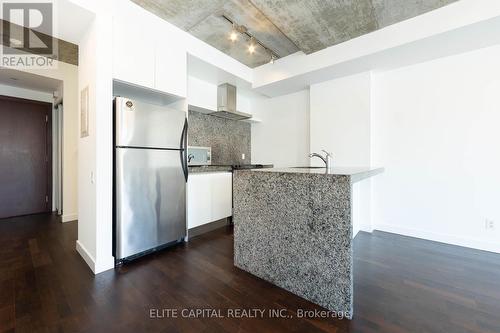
[188,110,251,165]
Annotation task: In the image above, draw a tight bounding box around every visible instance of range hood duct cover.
[210,83,252,121]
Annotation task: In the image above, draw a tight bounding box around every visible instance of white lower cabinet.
[187,172,232,229]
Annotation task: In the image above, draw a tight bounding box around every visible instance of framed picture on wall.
[80,86,89,138]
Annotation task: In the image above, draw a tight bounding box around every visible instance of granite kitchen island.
[233,167,384,319]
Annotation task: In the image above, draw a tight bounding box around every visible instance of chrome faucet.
[309,150,333,169]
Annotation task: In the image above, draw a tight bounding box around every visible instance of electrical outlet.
[485,218,495,230]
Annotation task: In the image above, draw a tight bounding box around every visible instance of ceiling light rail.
[221,14,279,64]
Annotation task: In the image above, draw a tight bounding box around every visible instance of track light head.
[229,23,238,42]
[248,37,256,54]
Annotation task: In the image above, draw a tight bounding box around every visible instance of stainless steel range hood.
[210,83,252,121]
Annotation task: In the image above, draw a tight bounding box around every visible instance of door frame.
[0,94,53,215]
[54,102,63,216]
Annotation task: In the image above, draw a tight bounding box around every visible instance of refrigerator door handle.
[180,118,188,182]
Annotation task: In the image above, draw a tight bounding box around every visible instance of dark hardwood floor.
[1,214,499,333]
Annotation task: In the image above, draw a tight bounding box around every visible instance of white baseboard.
[353,225,374,239]
[76,240,115,275]
[359,225,373,233]
[374,224,500,254]
[94,256,115,274]
[76,240,96,273]
[62,213,78,223]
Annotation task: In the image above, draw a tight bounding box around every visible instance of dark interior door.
[0,95,52,219]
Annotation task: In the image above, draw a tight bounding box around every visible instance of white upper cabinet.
[113,13,155,89]
[113,3,187,98]
[187,76,217,112]
[155,41,187,98]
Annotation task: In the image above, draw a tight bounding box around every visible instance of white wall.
[310,72,371,168]
[94,7,115,274]
[251,90,310,167]
[309,73,373,237]
[75,0,115,274]
[371,45,500,253]
[76,18,98,270]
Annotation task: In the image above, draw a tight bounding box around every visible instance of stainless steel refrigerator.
[113,97,188,263]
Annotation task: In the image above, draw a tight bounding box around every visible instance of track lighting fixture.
[222,15,278,64]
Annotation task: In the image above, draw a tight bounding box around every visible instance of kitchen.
[114,70,382,319]
[1,0,499,332]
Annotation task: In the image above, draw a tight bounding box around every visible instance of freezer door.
[115,148,186,260]
[115,97,186,149]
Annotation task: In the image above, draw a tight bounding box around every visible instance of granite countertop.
[243,167,384,183]
[188,165,233,174]
[233,166,359,317]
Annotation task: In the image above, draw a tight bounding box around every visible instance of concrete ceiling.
[132,0,458,68]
